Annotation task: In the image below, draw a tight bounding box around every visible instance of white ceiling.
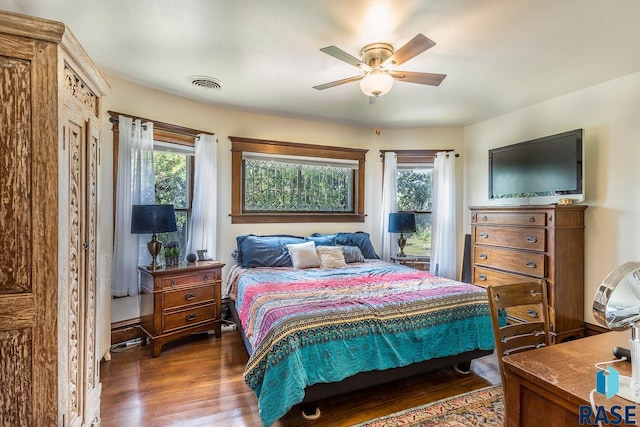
[12,0,640,128]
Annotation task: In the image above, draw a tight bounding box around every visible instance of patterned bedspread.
[224,260,495,426]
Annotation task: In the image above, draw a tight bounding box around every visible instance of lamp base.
[147,233,163,271]
[397,233,407,258]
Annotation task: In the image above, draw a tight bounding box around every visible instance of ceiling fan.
[313,33,446,97]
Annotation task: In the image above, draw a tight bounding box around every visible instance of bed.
[224,233,496,426]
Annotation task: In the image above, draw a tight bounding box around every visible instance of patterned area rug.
[352,385,503,427]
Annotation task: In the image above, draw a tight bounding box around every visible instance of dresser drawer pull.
[526,236,537,243]
[526,309,539,318]
[185,293,196,301]
[479,253,488,260]
[480,232,489,238]
[482,215,488,221]
[529,216,536,223]
[185,314,197,322]
[204,275,209,281]
[171,280,176,287]
[478,274,487,281]
[525,261,537,268]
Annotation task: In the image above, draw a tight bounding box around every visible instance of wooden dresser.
[0,10,110,426]
[139,261,224,357]
[470,205,587,342]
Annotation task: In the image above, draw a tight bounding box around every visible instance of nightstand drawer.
[474,225,545,251]
[164,285,215,310]
[473,211,546,226]
[163,304,216,333]
[162,269,220,289]
[474,246,545,278]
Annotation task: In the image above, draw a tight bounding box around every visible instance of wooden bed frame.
[228,299,493,418]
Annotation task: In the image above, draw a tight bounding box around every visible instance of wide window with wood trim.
[381,149,452,268]
[230,136,368,223]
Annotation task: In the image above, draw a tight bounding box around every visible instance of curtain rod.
[107,110,215,137]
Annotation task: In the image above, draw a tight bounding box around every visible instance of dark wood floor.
[100,325,501,426]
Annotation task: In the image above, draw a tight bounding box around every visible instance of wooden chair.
[487,280,551,387]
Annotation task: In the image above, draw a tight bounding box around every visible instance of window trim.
[230,136,368,224]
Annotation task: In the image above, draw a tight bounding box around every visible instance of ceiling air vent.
[188,75,223,91]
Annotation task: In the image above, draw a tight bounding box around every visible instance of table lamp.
[131,204,177,270]
[593,261,640,403]
[388,212,416,257]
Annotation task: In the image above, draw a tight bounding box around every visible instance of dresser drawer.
[506,304,544,324]
[474,225,545,251]
[473,211,546,226]
[163,304,216,333]
[474,246,545,278]
[163,284,215,310]
[473,266,537,287]
[162,269,221,289]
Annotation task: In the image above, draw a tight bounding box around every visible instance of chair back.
[487,280,551,386]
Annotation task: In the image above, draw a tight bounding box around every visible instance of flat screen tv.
[488,129,584,205]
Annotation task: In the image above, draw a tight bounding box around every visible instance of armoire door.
[61,105,101,426]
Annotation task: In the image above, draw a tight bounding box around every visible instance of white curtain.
[380,152,398,261]
[111,116,155,297]
[430,152,458,279]
[185,134,218,260]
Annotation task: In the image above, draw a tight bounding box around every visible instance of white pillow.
[316,246,347,269]
[286,241,320,269]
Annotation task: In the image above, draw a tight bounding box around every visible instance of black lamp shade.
[131,204,177,234]
[388,213,416,233]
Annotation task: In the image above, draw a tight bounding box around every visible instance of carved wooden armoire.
[0,11,109,426]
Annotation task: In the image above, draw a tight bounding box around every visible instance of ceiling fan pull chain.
[375,98,381,135]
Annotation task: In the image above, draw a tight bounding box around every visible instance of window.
[230,136,368,223]
[153,141,194,250]
[109,110,206,249]
[382,149,453,262]
[397,164,432,258]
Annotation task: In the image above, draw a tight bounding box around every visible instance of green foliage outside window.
[153,150,191,252]
[397,168,432,257]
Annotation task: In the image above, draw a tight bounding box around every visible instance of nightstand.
[391,256,429,271]
[138,261,225,357]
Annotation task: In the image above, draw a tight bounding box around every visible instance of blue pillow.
[336,232,379,259]
[236,234,305,268]
[305,235,337,247]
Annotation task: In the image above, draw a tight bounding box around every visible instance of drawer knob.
[171,280,176,287]
[529,216,536,223]
[479,253,488,260]
[204,275,209,281]
[526,236,537,243]
[185,293,196,301]
[482,215,488,221]
[185,314,197,322]
[527,309,539,318]
[480,232,489,238]
[478,274,487,281]
[526,261,537,268]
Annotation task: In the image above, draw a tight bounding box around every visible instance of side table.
[138,261,225,357]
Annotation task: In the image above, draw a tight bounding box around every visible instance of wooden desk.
[503,331,640,426]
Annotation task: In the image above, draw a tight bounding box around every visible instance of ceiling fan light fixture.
[360,70,394,97]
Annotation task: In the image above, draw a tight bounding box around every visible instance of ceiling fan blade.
[382,34,436,67]
[389,71,446,86]
[320,46,371,71]
[313,75,364,90]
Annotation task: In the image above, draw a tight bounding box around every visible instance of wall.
[0,1,20,12]
[101,75,464,319]
[463,70,640,325]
